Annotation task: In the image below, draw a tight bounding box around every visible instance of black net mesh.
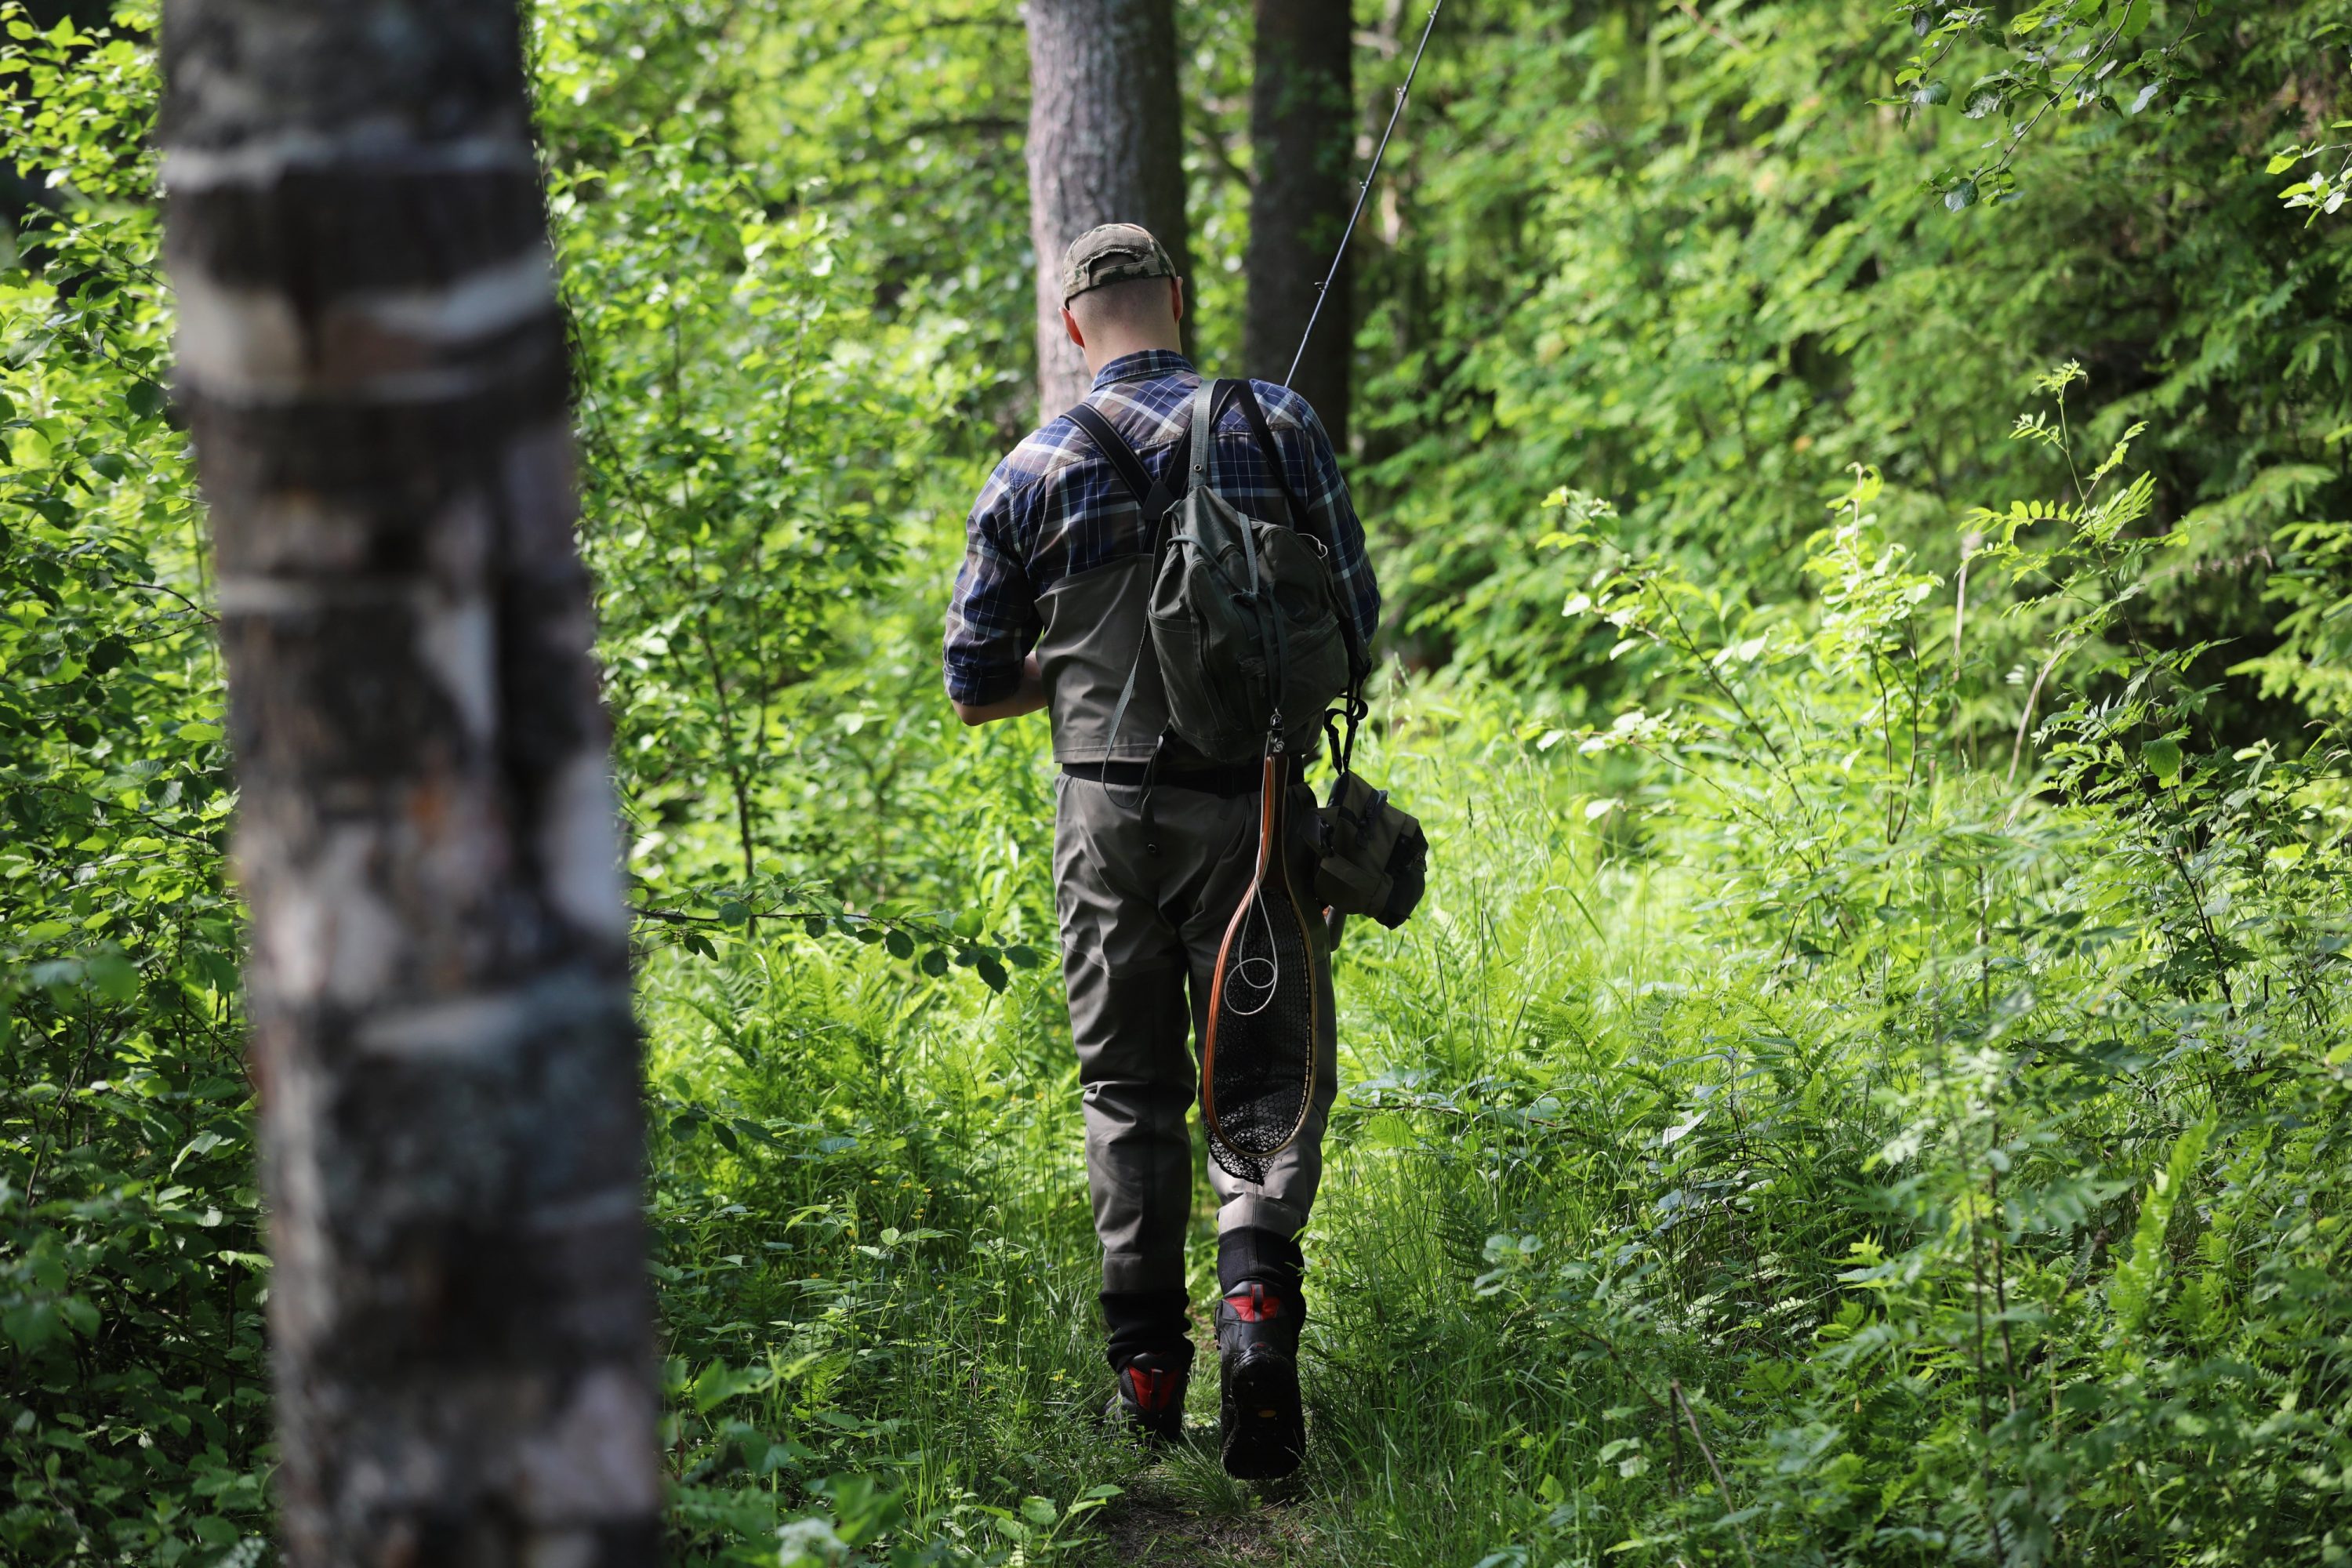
[1204,867,1317,1185]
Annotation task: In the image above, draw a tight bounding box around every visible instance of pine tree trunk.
[158,4,659,1563]
[1024,0,1190,417]
[1245,0,1355,450]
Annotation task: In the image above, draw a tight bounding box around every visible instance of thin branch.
[1192,118,1254,194]
[1670,1380,1758,1568]
[1674,1,1748,53]
[2006,637,2076,790]
[120,581,218,624]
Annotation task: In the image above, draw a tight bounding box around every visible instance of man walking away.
[943,224,1379,1479]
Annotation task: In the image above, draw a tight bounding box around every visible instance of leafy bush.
[0,7,260,1562]
[1351,0,2352,753]
[1301,377,2352,1564]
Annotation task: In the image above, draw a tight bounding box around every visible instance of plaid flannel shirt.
[944,349,1381,707]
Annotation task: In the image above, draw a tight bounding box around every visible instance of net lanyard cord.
[1280,0,1447,392]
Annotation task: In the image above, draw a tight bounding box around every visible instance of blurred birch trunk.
[158,2,659,1562]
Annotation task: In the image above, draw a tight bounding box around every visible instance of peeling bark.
[158,3,659,1564]
[1024,0,1190,417]
[1245,0,1354,450]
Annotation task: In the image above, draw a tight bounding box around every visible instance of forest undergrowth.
[637,447,2352,1568]
[8,1,2352,1565]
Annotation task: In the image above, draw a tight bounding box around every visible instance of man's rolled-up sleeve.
[943,467,1039,706]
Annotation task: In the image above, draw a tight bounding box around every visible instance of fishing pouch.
[1314,771,1426,930]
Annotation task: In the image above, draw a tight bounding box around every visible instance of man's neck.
[1081,334,1183,378]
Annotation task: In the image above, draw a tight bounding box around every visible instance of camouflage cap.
[1059,223,1179,305]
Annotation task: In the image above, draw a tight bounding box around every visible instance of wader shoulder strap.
[1063,396,1192,840]
[1064,402,1178,532]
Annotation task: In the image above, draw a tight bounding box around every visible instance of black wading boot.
[1105,1349,1190,1443]
[1100,1287,1192,1445]
[1215,1230,1307,1480]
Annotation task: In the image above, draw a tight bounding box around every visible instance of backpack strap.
[1229,379,1308,536]
[1231,380,1373,695]
[1186,378,1232,495]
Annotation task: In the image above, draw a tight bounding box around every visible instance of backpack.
[1065,378,1366,768]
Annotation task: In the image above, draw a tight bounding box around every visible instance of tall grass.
[651,423,2352,1568]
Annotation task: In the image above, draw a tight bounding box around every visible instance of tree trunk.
[1025,0,1190,418]
[158,4,659,1564]
[1245,0,1355,451]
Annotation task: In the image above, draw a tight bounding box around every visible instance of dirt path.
[1095,1473,1316,1567]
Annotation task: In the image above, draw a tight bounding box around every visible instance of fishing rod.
[1283,0,1446,389]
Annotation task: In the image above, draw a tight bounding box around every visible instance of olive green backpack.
[1066,378,1357,768]
[1069,378,1425,935]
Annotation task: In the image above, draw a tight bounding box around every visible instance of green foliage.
[0,5,261,1563]
[536,0,988,903]
[622,367,2352,1565]
[634,855,1145,1567]
[1886,0,2207,211]
[1351,0,2352,755]
[1308,385,2352,1564]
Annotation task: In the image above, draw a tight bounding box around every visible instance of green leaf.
[1018,1497,1058,1526]
[919,948,949,978]
[975,953,1008,993]
[716,900,750,927]
[2143,736,2183,785]
[2111,1116,2215,1343]
[86,950,138,1002]
[884,928,914,960]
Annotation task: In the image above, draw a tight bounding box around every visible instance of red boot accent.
[1222,1283,1283,1322]
[1125,1363,1180,1413]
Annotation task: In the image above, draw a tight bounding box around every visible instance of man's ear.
[1169,278,1185,325]
[1062,305,1086,349]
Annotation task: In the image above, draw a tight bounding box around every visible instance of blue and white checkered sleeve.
[943,463,1038,707]
[1295,405,1381,660]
